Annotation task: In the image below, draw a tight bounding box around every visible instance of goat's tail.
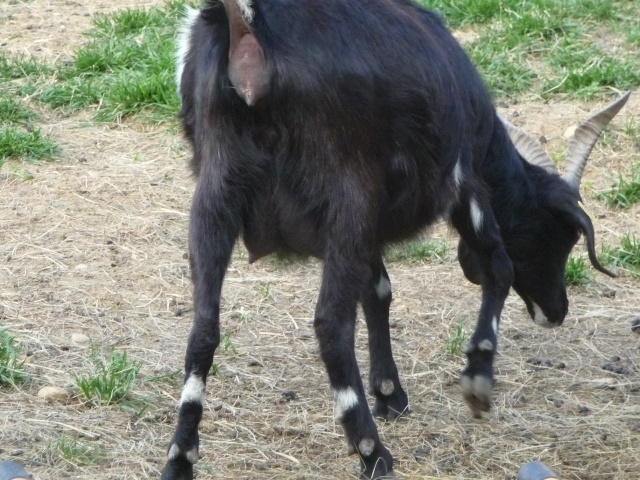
[223,0,272,106]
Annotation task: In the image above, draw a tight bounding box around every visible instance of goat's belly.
[242,205,324,263]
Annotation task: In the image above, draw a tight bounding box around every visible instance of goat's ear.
[224,0,272,106]
[555,198,617,278]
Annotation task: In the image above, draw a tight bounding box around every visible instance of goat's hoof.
[160,455,194,480]
[359,442,394,479]
[460,373,492,418]
[371,383,409,421]
[160,442,198,480]
[372,397,409,421]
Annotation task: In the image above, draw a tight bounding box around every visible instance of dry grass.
[1,1,639,479]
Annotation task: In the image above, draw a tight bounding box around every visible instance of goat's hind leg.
[315,251,394,478]
[362,259,409,421]
[161,181,242,480]
[451,190,513,418]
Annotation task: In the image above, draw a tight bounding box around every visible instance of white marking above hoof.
[333,387,359,420]
[358,438,376,457]
[380,379,395,396]
[167,443,180,461]
[186,447,199,464]
[375,275,392,300]
[478,339,494,352]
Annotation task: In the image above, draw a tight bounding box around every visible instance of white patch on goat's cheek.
[179,374,205,407]
[531,301,552,327]
[333,387,359,420]
[453,158,464,189]
[375,275,391,300]
[492,316,498,335]
[470,198,484,233]
[175,7,200,95]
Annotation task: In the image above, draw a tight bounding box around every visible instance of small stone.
[538,135,547,144]
[413,445,431,462]
[38,386,69,402]
[563,125,578,139]
[602,288,616,298]
[544,359,553,367]
[611,355,621,362]
[555,361,566,369]
[527,356,542,365]
[578,406,590,415]
[10,450,25,456]
[631,317,640,334]
[174,308,183,317]
[281,390,296,401]
[71,333,91,346]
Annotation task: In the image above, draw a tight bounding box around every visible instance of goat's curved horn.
[563,91,631,190]
[498,113,558,174]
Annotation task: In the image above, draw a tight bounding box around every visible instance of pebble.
[71,333,91,346]
[281,390,297,401]
[631,317,640,334]
[563,125,578,139]
[37,386,69,402]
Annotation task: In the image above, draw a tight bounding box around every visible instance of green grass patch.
[0,54,52,80]
[386,238,450,263]
[0,97,35,123]
[219,332,237,354]
[47,435,107,466]
[419,0,640,99]
[0,329,27,387]
[601,234,640,276]
[74,349,140,406]
[36,2,186,121]
[444,322,466,356]
[596,163,640,209]
[565,255,593,286]
[0,128,57,166]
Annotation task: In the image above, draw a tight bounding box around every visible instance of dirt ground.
[1,1,639,479]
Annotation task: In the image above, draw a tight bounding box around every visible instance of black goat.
[162,0,629,478]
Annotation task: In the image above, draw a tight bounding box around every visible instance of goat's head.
[475,92,629,327]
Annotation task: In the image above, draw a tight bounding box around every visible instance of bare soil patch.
[1,1,639,479]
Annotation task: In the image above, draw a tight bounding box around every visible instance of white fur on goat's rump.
[175,6,200,95]
[230,0,255,22]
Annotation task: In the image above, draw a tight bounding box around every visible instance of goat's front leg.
[362,259,409,421]
[161,180,242,480]
[315,254,394,479]
[451,191,513,418]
